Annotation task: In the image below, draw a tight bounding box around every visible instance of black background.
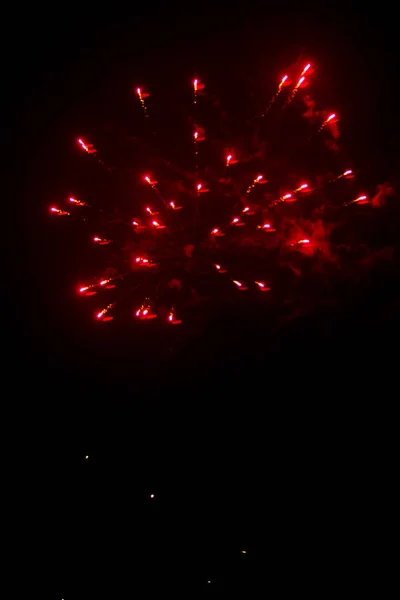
[6,3,399,596]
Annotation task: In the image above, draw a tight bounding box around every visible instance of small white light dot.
[85,455,89,460]
[150,494,155,499]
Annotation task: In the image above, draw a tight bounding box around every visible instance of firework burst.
[50,59,373,328]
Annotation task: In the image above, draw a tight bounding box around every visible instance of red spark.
[255,281,271,291]
[279,75,288,88]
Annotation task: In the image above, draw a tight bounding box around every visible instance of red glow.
[97,312,103,319]
[280,75,288,86]
[99,280,109,286]
[144,176,151,184]
[215,264,221,270]
[193,79,198,90]
[132,220,139,226]
[299,184,308,190]
[170,201,175,208]
[194,131,198,139]
[79,286,89,293]
[197,184,202,191]
[301,64,311,76]
[282,194,292,200]
[50,206,69,216]
[232,217,239,224]
[298,239,310,244]
[262,223,271,229]
[326,113,336,122]
[243,207,249,213]
[211,228,219,234]
[354,195,368,204]
[344,170,353,176]
[168,313,173,321]
[296,76,305,88]
[152,220,159,226]
[255,281,271,291]
[256,175,263,182]
[233,280,242,287]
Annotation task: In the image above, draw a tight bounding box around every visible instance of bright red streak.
[50,207,69,215]
[79,286,89,293]
[144,176,151,184]
[232,217,239,224]
[233,280,242,287]
[344,170,352,176]
[211,228,219,234]
[296,76,305,88]
[299,184,308,190]
[255,281,270,291]
[282,194,292,200]
[326,113,336,122]
[242,207,249,212]
[262,223,271,229]
[193,79,198,91]
[226,154,232,165]
[256,175,263,182]
[194,131,198,139]
[197,184,202,191]
[298,239,310,244]
[152,220,159,226]
[280,75,288,87]
[301,64,311,76]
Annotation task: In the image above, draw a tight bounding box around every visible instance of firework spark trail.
[318,113,337,132]
[263,75,289,116]
[284,75,305,107]
[136,87,149,117]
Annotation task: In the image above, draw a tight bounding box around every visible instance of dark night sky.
[6,5,399,595]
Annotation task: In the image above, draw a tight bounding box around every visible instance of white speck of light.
[150,494,155,499]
